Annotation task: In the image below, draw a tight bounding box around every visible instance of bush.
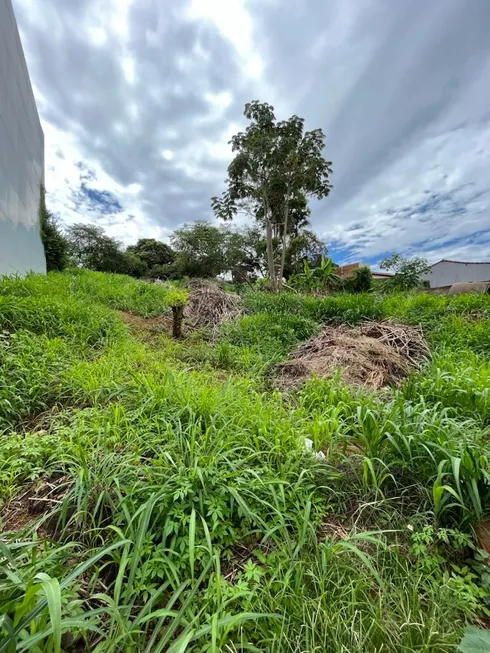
[39,187,69,271]
[344,266,372,293]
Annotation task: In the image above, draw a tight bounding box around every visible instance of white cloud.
[323,121,490,261]
[42,122,168,244]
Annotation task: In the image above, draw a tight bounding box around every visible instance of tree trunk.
[278,189,290,291]
[172,305,184,338]
[265,219,277,291]
[263,196,277,292]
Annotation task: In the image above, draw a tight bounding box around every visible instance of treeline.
[41,210,328,283]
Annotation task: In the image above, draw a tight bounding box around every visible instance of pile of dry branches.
[358,320,430,365]
[278,321,430,390]
[184,279,242,329]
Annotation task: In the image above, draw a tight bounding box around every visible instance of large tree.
[66,223,141,275]
[126,238,174,270]
[380,254,430,290]
[212,101,332,291]
[171,220,228,278]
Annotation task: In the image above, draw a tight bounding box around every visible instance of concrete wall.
[422,261,490,288]
[0,0,46,276]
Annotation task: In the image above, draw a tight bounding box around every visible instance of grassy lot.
[1,270,490,651]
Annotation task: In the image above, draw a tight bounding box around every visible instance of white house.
[421,259,490,289]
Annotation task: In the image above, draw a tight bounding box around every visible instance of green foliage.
[0,269,186,317]
[380,253,431,290]
[39,187,69,272]
[0,286,123,346]
[212,100,333,290]
[243,290,384,323]
[458,627,490,652]
[170,221,266,281]
[171,220,231,278]
[344,266,373,293]
[223,312,319,362]
[290,256,341,293]
[1,270,490,650]
[283,230,328,278]
[66,223,144,276]
[126,238,175,270]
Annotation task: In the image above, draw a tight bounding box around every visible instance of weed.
[1,272,490,650]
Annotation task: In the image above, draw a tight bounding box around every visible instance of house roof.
[338,263,393,279]
[431,259,490,267]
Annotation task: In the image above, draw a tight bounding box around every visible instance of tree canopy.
[65,223,146,277]
[380,254,430,290]
[212,101,332,291]
[127,239,174,269]
[39,186,69,272]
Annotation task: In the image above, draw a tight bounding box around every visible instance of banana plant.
[292,256,340,293]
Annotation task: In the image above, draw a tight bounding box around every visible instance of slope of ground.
[1,271,490,651]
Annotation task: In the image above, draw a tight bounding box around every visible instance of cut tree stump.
[172,305,184,338]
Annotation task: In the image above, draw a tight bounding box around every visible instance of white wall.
[0,0,46,276]
[422,261,490,288]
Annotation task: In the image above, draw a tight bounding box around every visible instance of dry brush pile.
[184,279,243,330]
[279,320,430,390]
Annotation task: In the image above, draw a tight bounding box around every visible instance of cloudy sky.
[13,0,490,264]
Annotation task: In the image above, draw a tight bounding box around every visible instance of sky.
[12,0,490,265]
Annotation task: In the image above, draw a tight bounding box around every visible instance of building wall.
[422,261,490,288]
[0,0,46,276]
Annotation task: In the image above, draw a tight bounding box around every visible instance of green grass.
[1,271,490,651]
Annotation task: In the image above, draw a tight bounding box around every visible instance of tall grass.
[1,272,490,650]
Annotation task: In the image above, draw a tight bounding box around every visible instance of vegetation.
[212,101,332,291]
[380,253,431,290]
[344,265,373,293]
[39,186,69,272]
[1,269,490,651]
[290,255,340,293]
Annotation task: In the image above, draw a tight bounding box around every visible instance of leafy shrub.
[344,266,373,293]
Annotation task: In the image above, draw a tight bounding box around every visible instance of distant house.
[338,262,361,279]
[421,260,490,289]
[371,271,394,281]
[338,262,393,281]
